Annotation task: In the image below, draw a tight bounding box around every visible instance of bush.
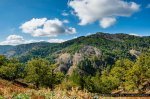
[13,93,29,99]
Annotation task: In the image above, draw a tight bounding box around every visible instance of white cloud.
[129,33,150,37]
[63,19,70,23]
[69,0,140,28]
[73,36,78,39]
[0,35,67,45]
[62,12,69,16]
[48,39,66,43]
[146,4,150,8]
[0,35,43,45]
[20,18,76,37]
[100,17,116,28]
[0,35,25,45]
[129,33,141,37]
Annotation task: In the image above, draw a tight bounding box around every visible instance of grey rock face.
[129,49,141,58]
[56,53,72,73]
[56,46,102,75]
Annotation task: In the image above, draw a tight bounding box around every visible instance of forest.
[0,33,150,98]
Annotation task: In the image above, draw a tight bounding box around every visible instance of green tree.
[78,58,96,75]
[25,58,50,89]
[92,70,119,93]
[0,55,7,67]
[125,52,150,92]
[69,70,85,90]
[25,58,64,89]
[90,72,102,93]
[43,64,64,90]
[0,58,24,80]
[110,59,134,90]
[90,59,134,93]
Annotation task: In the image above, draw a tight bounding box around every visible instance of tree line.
[0,51,150,93]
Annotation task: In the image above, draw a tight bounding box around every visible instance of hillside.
[0,32,150,75]
[1,32,150,64]
[0,32,150,97]
[0,45,13,55]
[0,42,58,57]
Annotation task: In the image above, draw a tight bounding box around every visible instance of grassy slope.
[0,79,149,99]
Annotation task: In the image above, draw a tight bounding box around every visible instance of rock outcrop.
[56,46,102,75]
[129,49,141,58]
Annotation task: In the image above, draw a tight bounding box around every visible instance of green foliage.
[0,55,8,67]
[100,70,120,93]
[25,58,50,88]
[1,33,150,65]
[13,93,29,99]
[97,52,150,93]
[25,58,64,89]
[43,64,64,89]
[78,58,96,75]
[0,33,150,94]
[85,70,119,93]
[109,59,134,88]
[69,70,85,90]
[0,50,149,94]
[0,95,3,99]
[76,52,150,93]
[0,58,24,80]
[125,52,150,91]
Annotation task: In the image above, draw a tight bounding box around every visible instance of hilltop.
[0,32,150,64]
[0,32,150,75]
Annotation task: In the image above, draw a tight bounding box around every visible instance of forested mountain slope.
[0,32,150,64]
[0,32,150,95]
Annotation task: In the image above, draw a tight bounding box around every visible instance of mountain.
[0,42,59,58]
[0,32,150,74]
[0,32,150,95]
[0,32,150,60]
[54,33,150,74]
[0,45,13,55]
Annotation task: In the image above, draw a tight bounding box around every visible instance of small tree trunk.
[36,82,39,90]
[51,69,54,91]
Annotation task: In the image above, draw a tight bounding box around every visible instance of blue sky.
[0,0,150,45]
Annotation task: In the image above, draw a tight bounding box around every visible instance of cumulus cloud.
[0,35,25,45]
[100,17,116,28]
[0,35,67,45]
[0,35,43,45]
[20,18,76,37]
[69,0,140,28]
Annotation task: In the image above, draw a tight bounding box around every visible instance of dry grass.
[0,79,29,98]
[0,79,93,99]
[0,79,149,99]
